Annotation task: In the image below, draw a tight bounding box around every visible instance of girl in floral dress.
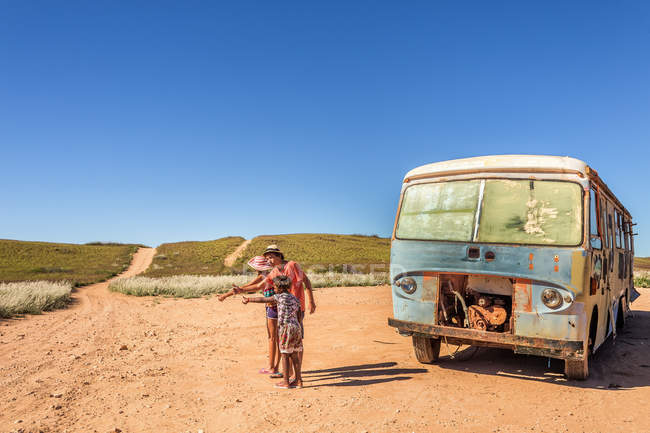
[243,275,303,389]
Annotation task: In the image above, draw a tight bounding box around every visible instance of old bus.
[387,155,635,379]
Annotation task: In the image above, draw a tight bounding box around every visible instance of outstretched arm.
[242,295,275,304]
[219,275,264,301]
[234,277,267,295]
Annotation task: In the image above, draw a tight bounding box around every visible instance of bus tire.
[616,296,626,331]
[564,357,589,380]
[412,335,441,364]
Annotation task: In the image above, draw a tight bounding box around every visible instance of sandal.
[269,372,283,379]
[259,368,273,374]
[274,382,294,389]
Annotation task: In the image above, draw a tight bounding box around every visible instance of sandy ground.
[1,250,650,433]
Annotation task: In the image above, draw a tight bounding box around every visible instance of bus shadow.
[302,362,428,388]
[435,310,650,390]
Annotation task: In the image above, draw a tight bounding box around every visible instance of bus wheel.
[616,296,626,331]
[564,357,589,380]
[412,335,441,364]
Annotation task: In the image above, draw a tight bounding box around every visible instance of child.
[243,275,303,389]
[219,256,280,375]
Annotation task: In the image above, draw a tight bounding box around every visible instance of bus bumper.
[387,317,586,361]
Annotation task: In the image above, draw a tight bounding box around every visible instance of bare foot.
[218,294,227,302]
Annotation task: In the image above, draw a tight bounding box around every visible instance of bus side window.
[589,189,602,249]
[600,198,609,248]
[615,210,622,249]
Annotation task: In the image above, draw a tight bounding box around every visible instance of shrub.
[109,272,389,298]
[0,281,72,318]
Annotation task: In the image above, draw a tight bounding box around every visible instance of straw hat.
[263,244,284,259]
[247,256,273,271]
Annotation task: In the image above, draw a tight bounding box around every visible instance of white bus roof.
[405,155,589,181]
[404,154,631,218]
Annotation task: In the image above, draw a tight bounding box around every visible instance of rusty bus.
[387,155,635,379]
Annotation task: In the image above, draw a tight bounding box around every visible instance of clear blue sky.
[1,1,649,254]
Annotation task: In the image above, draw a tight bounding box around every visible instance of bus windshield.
[396,179,583,246]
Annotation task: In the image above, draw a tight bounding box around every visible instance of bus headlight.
[397,277,417,294]
[541,288,563,309]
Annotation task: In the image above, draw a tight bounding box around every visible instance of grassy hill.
[634,257,650,271]
[0,239,142,286]
[232,234,391,273]
[143,236,245,277]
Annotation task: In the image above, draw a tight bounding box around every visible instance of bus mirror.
[590,235,602,250]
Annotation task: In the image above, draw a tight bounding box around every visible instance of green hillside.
[232,234,391,273]
[0,239,142,286]
[143,236,245,277]
[635,257,650,271]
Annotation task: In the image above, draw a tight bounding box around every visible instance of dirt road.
[1,251,649,432]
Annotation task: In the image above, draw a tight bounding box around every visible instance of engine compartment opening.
[437,274,513,333]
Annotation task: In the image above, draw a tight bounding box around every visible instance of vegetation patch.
[109,272,389,298]
[634,257,650,271]
[0,240,142,286]
[232,234,390,273]
[143,237,245,277]
[0,281,72,318]
[635,271,650,288]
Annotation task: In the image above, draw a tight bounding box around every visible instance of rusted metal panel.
[513,279,532,312]
[421,275,437,302]
[388,317,584,359]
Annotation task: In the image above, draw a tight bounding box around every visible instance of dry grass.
[109,273,389,298]
[634,257,650,271]
[0,281,72,318]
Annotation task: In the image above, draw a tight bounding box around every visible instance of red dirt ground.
[1,249,649,433]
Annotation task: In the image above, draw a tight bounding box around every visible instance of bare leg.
[280,354,291,387]
[290,352,302,388]
[267,318,279,372]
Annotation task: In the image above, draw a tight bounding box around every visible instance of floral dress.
[273,292,303,354]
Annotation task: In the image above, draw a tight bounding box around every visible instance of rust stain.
[529,263,534,270]
[514,279,532,312]
[387,317,584,359]
[421,275,437,302]
[554,255,559,263]
[554,265,559,272]
[529,253,534,261]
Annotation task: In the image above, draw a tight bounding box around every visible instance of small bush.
[0,281,72,318]
[634,272,650,288]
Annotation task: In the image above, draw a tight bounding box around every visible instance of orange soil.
[1,250,649,433]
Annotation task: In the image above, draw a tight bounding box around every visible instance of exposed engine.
[437,274,512,332]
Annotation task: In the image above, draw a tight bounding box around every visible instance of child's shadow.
[302,362,427,388]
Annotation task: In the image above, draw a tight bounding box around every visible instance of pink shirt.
[265,261,306,312]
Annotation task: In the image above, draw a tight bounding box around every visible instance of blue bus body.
[387,156,635,379]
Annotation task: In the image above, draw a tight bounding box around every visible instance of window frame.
[395,177,585,247]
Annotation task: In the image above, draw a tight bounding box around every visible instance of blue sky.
[1,1,649,254]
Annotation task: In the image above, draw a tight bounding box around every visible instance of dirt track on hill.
[1,250,650,432]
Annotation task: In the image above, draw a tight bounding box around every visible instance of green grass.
[0,239,142,286]
[231,234,391,273]
[0,281,72,318]
[143,236,245,277]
